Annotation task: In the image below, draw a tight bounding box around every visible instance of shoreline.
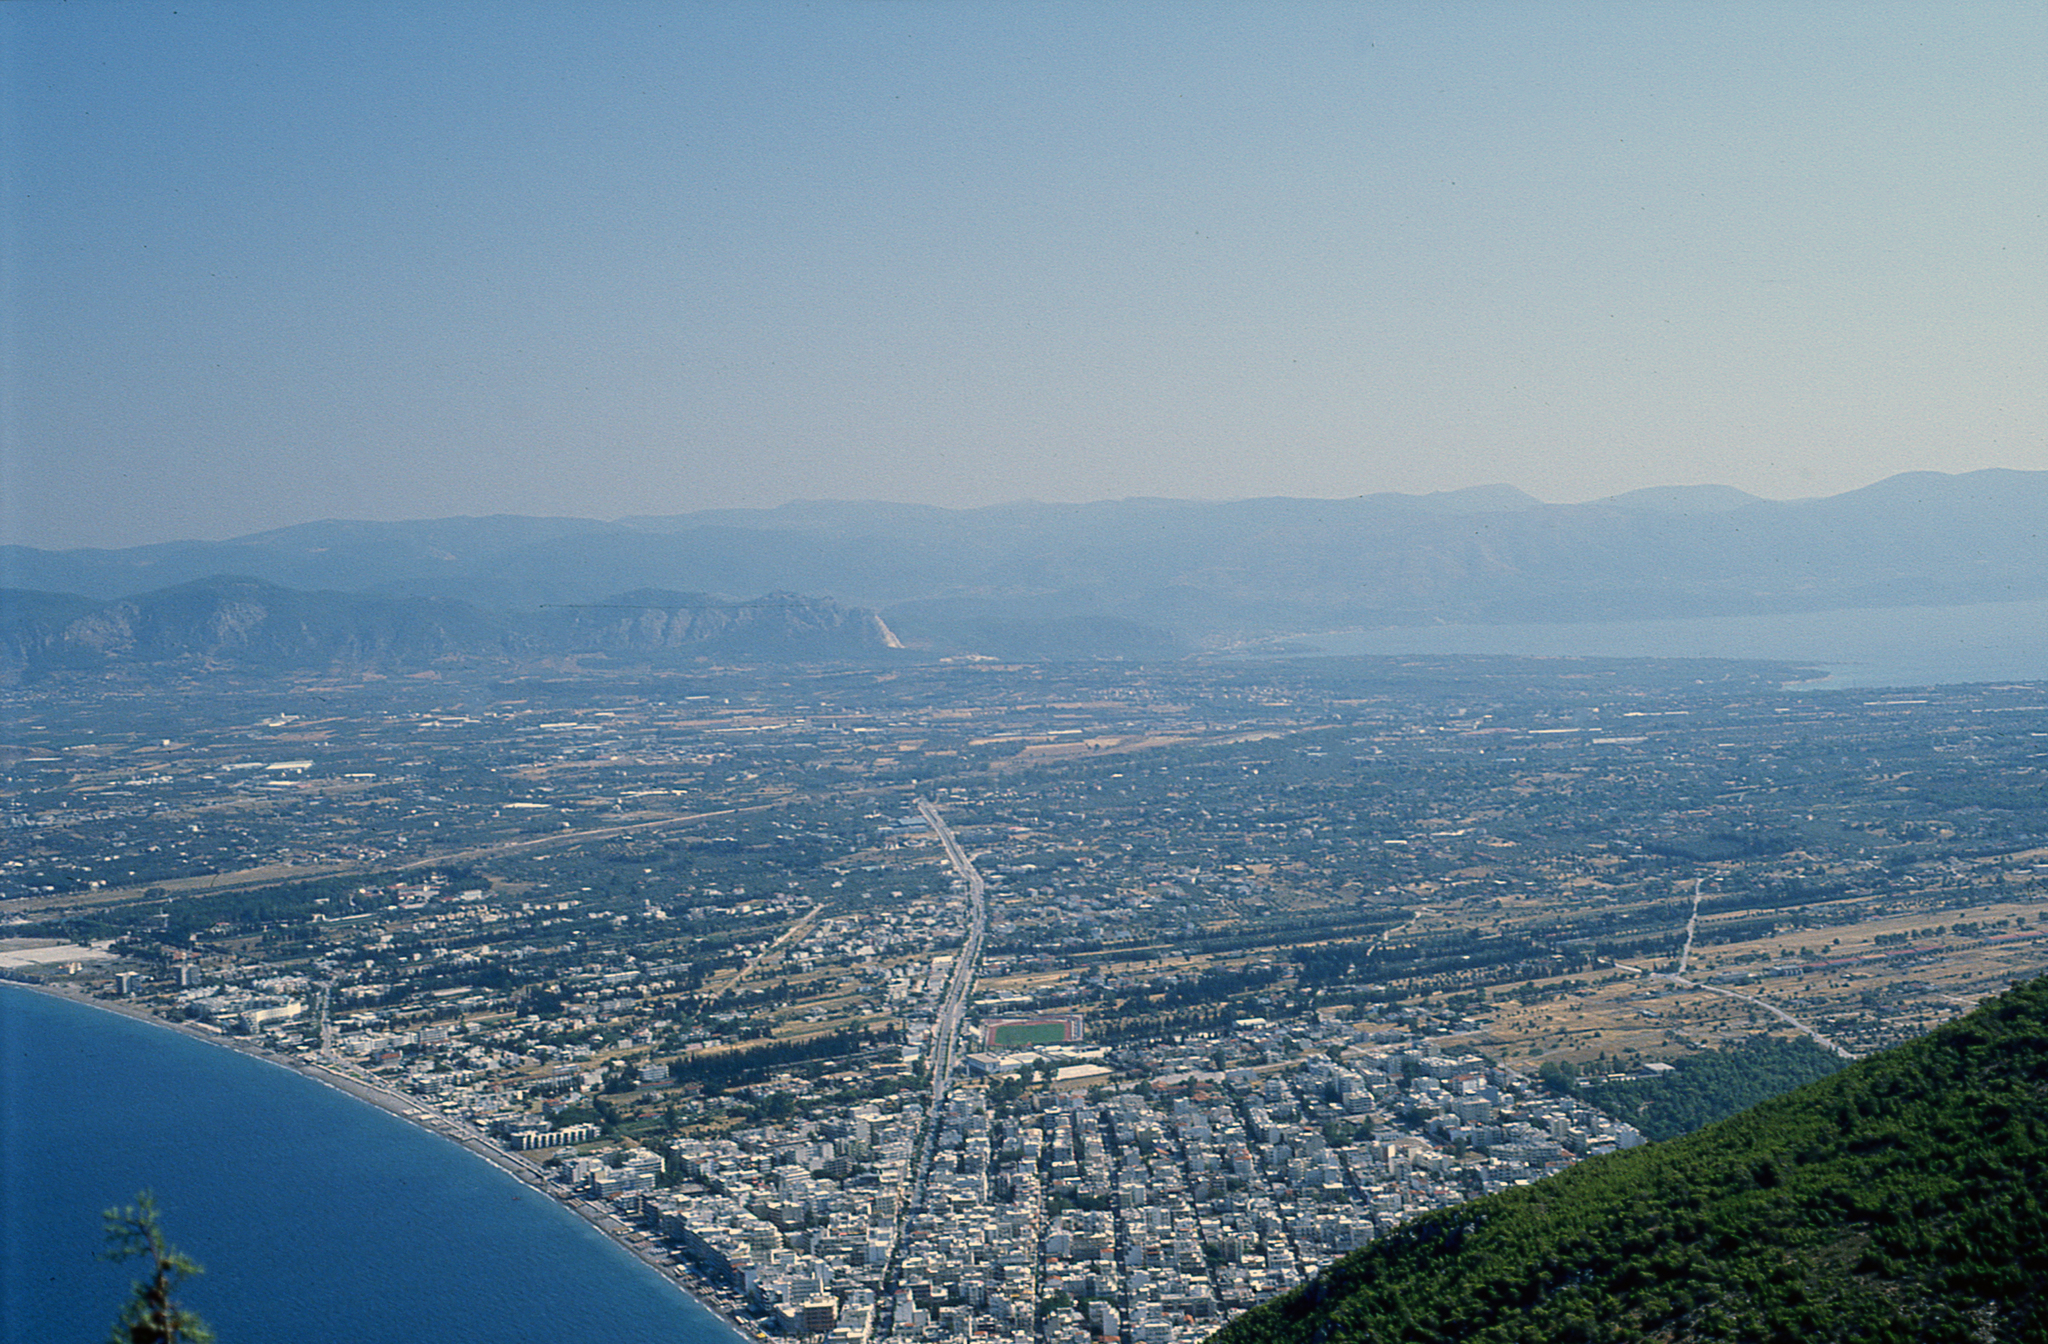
[5,979,761,1344]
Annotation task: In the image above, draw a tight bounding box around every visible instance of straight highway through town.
[910,797,988,1194]
[879,798,991,1330]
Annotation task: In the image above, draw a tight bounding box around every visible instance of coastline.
[6,979,759,1344]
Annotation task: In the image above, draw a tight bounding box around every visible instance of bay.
[0,982,741,1344]
[1289,597,2048,690]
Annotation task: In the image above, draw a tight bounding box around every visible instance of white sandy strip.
[0,942,118,968]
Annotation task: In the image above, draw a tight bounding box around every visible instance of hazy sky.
[4,2,2043,548]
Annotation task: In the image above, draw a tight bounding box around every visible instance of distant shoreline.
[6,979,755,1344]
[1279,596,2048,691]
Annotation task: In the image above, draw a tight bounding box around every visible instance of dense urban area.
[7,654,2047,1344]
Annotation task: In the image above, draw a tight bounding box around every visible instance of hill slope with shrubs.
[1214,976,2048,1344]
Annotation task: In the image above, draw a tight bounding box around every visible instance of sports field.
[989,1021,1071,1047]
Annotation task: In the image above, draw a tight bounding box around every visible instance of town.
[6,655,2046,1344]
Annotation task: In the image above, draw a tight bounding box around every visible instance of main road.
[912,796,989,1197]
[879,797,993,1328]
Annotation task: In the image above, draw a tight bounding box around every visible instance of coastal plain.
[6,655,2046,1344]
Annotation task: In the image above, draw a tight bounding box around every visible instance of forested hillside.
[1214,976,2048,1344]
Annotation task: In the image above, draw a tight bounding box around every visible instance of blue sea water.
[0,983,741,1344]
[1291,597,2048,690]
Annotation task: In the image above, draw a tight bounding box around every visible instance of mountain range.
[3,469,2044,670]
[0,579,898,677]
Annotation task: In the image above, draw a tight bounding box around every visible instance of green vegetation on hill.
[1575,1035,1850,1141]
[1215,976,2048,1344]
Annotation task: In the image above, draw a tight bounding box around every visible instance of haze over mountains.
[3,469,2043,671]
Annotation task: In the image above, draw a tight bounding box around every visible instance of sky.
[3,2,2043,549]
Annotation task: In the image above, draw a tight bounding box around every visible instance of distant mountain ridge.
[0,577,898,677]
[1592,483,1765,513]
[3,469,2044,662]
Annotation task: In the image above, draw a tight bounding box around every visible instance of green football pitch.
[989,1021,1069,1046]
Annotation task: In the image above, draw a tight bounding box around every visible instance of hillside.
[1213,975,2048,1344]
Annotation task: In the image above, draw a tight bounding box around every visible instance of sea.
[0,982,741,1344]
[1286,597,2048,690]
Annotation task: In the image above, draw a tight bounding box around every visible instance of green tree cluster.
[1575,1034,1848,1141]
